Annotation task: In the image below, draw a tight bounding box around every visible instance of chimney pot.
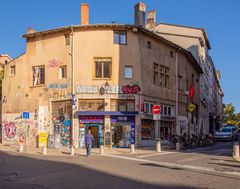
[134,2,146,28]
[81,3,89,25]
[146,10,156,31]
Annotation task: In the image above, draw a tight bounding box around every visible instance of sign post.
[152,105,161,152]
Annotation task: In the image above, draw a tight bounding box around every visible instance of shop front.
[111,116,135,148]
[78,115,104,148]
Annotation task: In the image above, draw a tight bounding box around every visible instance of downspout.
[71,26,76,153]
[175,49,179,135]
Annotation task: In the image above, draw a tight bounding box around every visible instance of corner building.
[1,3,202,149]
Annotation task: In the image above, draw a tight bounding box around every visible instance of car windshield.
[221,128,232,132]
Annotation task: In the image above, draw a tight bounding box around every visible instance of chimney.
[26,27,37,34]
[146,10,156,31]
[81,3,89,25]
[134,2,146,28]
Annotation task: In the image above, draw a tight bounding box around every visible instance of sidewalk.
[0,144,171,157]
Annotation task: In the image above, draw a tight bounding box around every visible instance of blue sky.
[1,0,239,112]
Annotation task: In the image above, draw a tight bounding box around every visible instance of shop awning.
[75,111,139,116]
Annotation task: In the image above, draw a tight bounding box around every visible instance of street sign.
[152,105,161,115]
[189,85,195,100]
[187,103,196,112]
[153,114,161,120]
[22,112,30,119]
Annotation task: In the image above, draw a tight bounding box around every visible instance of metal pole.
[156,120,161,152]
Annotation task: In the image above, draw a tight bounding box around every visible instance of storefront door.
[86,124,99,148]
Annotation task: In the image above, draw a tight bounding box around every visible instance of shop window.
[168,107,171,116]
[10,66,15,75]
[160,121,173,140]
[124,66,133,79]
[141,119,155,140]
[95,57,112,79]
[33,65,45,86]
[114,31,127,45]
[60,65,67,79]
[110,99,135,112]
[78,99,105,111]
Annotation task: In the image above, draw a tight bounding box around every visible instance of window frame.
[32,65,45,86]
[153,63,170,88]
[124,66,133,79]
[114,31,127,45]
[10,65,16,76]
[60,65,67,79]
[94,57,112,79]
[65,33,70,46]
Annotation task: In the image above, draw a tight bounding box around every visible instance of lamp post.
[71,26,76,156]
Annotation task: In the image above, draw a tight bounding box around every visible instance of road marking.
[103,154,240,177]
[137,151,177,158]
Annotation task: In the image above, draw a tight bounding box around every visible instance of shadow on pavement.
[0,151,200,189]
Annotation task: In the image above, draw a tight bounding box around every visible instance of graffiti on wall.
[47,59,63,69]
[52,114,71,147]
[3,122,17,141]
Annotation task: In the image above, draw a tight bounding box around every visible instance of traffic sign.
[189,85,195,100]
[187,103,196,112]
[153,114,161,120]
[152,105,161,115]
[22,112,30,119]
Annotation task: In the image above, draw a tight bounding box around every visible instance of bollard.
[176,142,181,151]
[42,144,47,155]
[19,142,24,153]
[156,139,161,152]
[100,145,104,155]
[130,144,135,153]
[71,145,75,156]
[233,142,239,157]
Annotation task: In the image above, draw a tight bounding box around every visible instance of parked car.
[214,127,237,141]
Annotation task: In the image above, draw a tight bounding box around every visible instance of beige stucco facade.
[1,25,201,148]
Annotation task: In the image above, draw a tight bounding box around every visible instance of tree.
[224,103,240,126]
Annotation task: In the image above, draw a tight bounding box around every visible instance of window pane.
[153,72,158,84]
[103,62,111,78]
[40,67,45,84]
[124,67,132,79]
[119,101,126,111]
[114,33,120,44]
[120,33,126,44]
[127,101,135,111]
[95,62,102,78]
[168,107,171,116]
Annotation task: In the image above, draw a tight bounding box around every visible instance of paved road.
[0,141,239,189]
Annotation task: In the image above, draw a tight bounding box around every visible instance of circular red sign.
[152,105,161,115]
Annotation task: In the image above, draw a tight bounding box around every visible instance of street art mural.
[52,114,72,147]
[46,59,63,69]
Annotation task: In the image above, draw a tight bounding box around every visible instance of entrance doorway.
[86,125,99,148]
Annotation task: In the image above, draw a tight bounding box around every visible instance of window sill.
[30,84,46,88]
[92,78,112,81]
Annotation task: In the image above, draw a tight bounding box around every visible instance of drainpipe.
[175,49,179,136]
[71,26,75,155]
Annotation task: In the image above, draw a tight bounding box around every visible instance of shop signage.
[79,116,104,124]
[122,85,141,94]
[187,103,196,112]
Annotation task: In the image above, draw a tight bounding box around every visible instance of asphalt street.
[0,141,239,189]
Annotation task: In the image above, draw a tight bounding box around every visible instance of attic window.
[10,66,15,75]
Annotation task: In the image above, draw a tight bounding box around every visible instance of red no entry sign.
[152,105,161,115]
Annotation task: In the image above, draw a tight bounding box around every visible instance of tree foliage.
[224,103,240,126]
